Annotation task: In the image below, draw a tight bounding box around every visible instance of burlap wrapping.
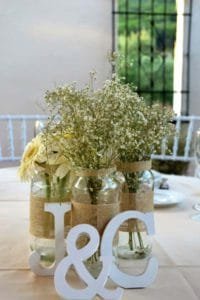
[30,195,71,239]
[120,189,154,232]
[117,160,153,232]
[74,167,116,177]
[71,200,119,236]
[117,160,152,173]
[71,167,119,248]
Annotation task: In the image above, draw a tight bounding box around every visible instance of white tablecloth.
[0,167,200,299]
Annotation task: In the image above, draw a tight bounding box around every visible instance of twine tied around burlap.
[73,167,116,177]
[117,160,152,173]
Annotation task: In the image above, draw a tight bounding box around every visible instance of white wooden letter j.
[29,203,71,276]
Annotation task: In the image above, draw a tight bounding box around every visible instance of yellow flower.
[18,128,72,182]
[18,135,44,181]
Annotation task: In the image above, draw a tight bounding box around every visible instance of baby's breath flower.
[44,75,175,168]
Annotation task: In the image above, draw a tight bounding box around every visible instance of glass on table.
[191,129,200,221]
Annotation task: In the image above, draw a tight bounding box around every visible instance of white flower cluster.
[44,76,174,169]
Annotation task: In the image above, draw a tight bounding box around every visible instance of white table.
[0,167,200,299]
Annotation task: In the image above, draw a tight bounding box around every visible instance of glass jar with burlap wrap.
[116,160,154,260]
[30,171,71,266]
[71,167,121,277]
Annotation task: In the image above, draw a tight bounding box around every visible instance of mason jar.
[71,167,121,277]
[29,170,71,266]
[117,160,154,260]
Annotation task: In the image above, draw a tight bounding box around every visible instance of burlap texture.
[117,160,153,232]
[120,189,154,232]
[117,160,152,173]
[74,167,116,177]
[71,200,120,236]
[29,195,71,239]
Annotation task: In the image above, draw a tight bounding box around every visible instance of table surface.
[0,167,200,300]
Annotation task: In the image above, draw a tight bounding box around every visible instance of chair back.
[1,114,200,165]
[151,115,200,162]
[0,115,47,165]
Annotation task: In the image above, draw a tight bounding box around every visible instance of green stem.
[128,227,145,252]
[58,174,68,201]
[128,232,134,251]
[87,177,102,204]
[136,231,144,250]
[43,173,51,237]
[135,223,144,249]
[45,173,51,200]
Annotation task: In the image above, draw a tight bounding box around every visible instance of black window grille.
[112,0,192,115]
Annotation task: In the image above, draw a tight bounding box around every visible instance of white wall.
[189,0,200,116]
[0,0,112,114]
[173,0,200,116]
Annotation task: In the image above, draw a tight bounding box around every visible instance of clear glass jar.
[71,167,121,277]
[117,161,154,261]
[30,171,71,266]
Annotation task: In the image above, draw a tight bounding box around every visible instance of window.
[112,0,192,115]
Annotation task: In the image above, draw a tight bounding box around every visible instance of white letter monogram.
[29,203,158,297]
[54,224,123,300]
[29,203,71,276]
[54,210,158,300]
[101,210,158,288]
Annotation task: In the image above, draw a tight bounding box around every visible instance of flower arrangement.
[41,74,174,209]
[18,131,70,200]
[19,72,175,264]
[43,75,125,204]
[114,81,174,192]
[19,73,174,198]
[45,76,174,167]
[44,81,121,170]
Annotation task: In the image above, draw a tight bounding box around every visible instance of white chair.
[151,115,200,162]
[0,115,47,164]
[1,114,199,166]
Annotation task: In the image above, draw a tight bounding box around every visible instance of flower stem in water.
[45,173,51,200]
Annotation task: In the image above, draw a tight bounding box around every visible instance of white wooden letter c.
[101,210,158,288]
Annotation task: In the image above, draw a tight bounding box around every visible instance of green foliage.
[117,0,176,105]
